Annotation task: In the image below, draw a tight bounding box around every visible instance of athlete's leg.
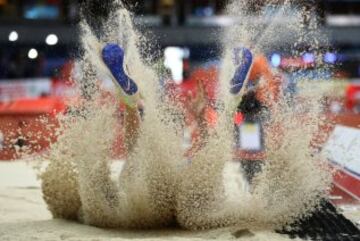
[102,43,141,153]
[177,48,254,229]
[123,104,141,153]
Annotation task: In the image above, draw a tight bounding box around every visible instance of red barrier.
[0,97,65,160]
[345,83,360,112]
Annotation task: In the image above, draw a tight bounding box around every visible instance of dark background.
[0,0,360,80]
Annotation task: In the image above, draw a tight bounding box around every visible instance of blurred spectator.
[160,0,175,25]
[0,0,17,19]
[0,48,68,80]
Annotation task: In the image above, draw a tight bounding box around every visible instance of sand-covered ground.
[0,161,307,241]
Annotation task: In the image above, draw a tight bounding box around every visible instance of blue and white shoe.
[230,47,253,95]
[102,43,138,96]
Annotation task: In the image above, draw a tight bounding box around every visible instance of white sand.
[0,161,302,241]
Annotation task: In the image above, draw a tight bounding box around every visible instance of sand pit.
[0,161,299,241]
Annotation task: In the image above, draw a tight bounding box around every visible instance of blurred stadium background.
[1,0,360,80]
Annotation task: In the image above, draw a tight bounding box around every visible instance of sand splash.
[39,0,332,231]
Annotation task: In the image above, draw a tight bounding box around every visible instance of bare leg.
[123,104,141,153]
